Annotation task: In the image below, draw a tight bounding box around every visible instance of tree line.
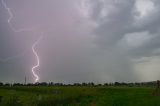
[0,81,157,87]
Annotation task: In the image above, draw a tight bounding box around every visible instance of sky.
[0,0,160,83]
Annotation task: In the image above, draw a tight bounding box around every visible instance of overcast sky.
[0,0,160,83]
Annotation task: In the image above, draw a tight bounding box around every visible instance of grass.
[0,86,159,106]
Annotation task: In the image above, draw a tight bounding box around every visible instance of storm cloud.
[0,0,160,83]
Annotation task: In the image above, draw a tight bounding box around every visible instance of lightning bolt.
[1,0,35,32]
[32,35,43,82]
[1,0,42,82]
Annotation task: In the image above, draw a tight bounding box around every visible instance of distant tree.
[73,83,81,86]
[66,84,72,86]
[13,83,23,86]
[0,82,3,86]
[27,83,34,86]
[54,83,63,86]
[121,82,127,86]
[4,83,10,86]
[108,83,114,86]
[48,82,54,86]
[135,82,140,86]
[91,82,95,86]
[39,82,48,86]
[88,82,95,86]
[104,83,108,86]
[114,82,120,86]
[35,82,40,86]
[97,84,102,86]
[82,82,87,86]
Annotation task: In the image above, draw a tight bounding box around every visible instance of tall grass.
[0,86,159,106]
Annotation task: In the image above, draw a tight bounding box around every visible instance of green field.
[0,86,159,106]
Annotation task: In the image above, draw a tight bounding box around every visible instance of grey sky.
[0,0,160,83]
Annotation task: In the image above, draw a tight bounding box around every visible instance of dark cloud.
[0,0,160,83]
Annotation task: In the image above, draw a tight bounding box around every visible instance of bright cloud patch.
[135,0,155,19]
[119,31,153,49]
